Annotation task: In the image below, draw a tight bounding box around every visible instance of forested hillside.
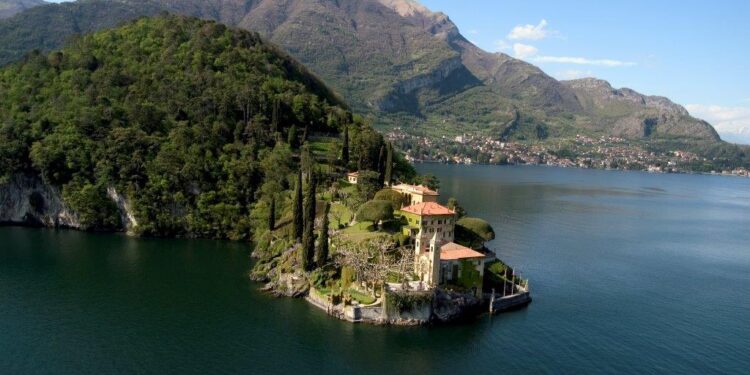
[0,15,397,239]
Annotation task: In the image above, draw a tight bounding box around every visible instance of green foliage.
[456,260,482,290]
[62,180,120,231]
[354,170,381,202]
[355,200,394,224]
[293,169,303,241]
[386,290,433,314]
[0,16,350,238]
[315,202,330,267]
[373,189,406,210]
[447,197,466,218]
[384,142,394,185]
[455,217,495,249]
[413,174,440,191]
[301,172,316,270]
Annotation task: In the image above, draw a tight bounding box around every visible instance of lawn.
[329,202,353,228]
[341,221,383,242]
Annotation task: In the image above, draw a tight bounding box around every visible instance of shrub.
[455,217,495,248]
[374,189,407,210]
[355,200,394,223]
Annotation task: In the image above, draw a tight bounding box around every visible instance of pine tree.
[384,142,393,186]
[316,202,330,267]
[293,168,303,241]
[302,172,317,270]
[288,125,298,149]
[268,197,276,231]
[341,125,349,166]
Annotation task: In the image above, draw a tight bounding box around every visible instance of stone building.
[391,183,439,207]
[398,200,487,296]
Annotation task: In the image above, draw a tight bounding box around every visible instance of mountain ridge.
[0,0,723,143]
[0,0,45,19]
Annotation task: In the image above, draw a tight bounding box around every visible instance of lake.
[1,165,749,374]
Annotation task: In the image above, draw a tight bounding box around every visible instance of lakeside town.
[386,128,750,178]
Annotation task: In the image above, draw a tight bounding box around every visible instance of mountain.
[0,0,723,143]
[0,0,44,19]
[0,15,356,238]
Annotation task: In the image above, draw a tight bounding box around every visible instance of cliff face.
[0,174,80,228]
[0,174,143,234]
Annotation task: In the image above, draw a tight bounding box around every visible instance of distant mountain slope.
[0,0,724,143]
[0,0,44,19]
[563,78,719,140]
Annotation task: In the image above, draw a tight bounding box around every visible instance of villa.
[397,193,487,297]
[391,183,439,207]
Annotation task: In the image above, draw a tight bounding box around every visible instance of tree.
[377,144,386,185]
[268,197,276,231]
[374,189,406,210]
[341,125,350,165]
[293,168,303,241]
[356,200,394,228]
[316,202,330,267]
[384,142,393,186]
[355,170,381,201]
[301,172,317,270]
[447,197,466,218]
[288,125,298,149]
[455,217,495,249]
[416,174,440,191]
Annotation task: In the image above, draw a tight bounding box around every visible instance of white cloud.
[513,43,539,59]
[508,19,549,41]
[685,104,750,143]
[467,29,480,35]
[531,56,636,67]
[554,69,595,80]
[494,40,511,52]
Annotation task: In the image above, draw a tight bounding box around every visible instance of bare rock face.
[432,288,482,323]
[106,186,139,234]
[0,174,80,228]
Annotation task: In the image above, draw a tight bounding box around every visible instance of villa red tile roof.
[347,172,359,177]
[440,242,486,261]
[400,202,455,216]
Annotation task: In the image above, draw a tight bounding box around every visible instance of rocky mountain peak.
[377,0,431,17]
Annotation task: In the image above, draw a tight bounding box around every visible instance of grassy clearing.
[329,202,353,228]
[349,288,377,305]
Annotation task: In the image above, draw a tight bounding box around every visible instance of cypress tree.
[384,142,393,186]
[288,125,298,149]
[341,125,349,165]
[268,197,276,231]
[302,172,317,270]
[377,144,386,185]
[316,202,330,267]
[293,168,303,241]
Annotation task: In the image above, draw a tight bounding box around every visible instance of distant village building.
[347,172,359,184]
[391,183,439,207]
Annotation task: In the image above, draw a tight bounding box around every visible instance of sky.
[47,0,750,144]
[419,0,750,144]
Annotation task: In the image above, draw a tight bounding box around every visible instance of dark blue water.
[1,165,749,374]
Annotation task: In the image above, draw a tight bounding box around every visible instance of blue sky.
[48,0,750,143]
[420,0,750,144]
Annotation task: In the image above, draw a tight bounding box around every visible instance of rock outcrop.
[0,173,80,228]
